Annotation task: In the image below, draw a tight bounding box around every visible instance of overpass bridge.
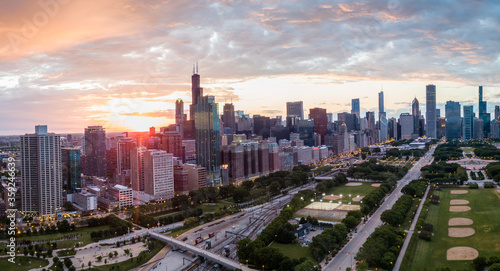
[147,231,256,271]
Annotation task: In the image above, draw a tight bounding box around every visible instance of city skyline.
[2,1,500,135]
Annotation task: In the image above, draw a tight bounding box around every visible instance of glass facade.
[445,101,461,139]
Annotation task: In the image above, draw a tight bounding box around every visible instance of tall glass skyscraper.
[62,148,81,191]
[463,105,474,140]
[426,85,437,138]
[351,98,360,118]
[21,125,62,217]
[379,91,388,142]
[445,101,461,139]
[286,101,304,120]
[195,95,221,187]
[478,86,490,138]
[84,126,106,177]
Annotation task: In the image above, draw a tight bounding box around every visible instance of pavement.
[323,144,437,271]
[393,184,431,270]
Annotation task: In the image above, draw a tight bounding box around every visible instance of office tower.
[463,106,474,140]
[378,91,388,142]
[445,101,461,139]
[253,115,271,138]
[337,112,356,132]
[117,138,139,190]
[21,125,62,216]
[173,165,189,195]
[351,98,360,119]
[222,103,236,132]
[412,98,421,134]
[190,64,203,121]
[286,101,304,120]
[478,86,490,138]
[175,98,184,126]
[309,108,327,145]
[436,117,446,139]
[143,150,174,200]
[195,95,221,187]
[479,86,486,114]
[495,105,500,121]
[84,126,106,177]
[400,113,414,140]
[62,148,81,191]
[162,132,183,160]
[295,119,315,147]
[66,134,73,146]
[426,84,437,138]
[474,118,484,139]
[183,164,207,191]
[106,147,117,178]
[149,127,156,137]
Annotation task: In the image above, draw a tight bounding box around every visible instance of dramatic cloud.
[1,0,500,134]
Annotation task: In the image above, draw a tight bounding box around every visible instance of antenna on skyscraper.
[196,61,199,74]
[193,63,195,74]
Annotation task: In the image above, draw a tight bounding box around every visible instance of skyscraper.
[379,91,388,142]
[426,85,437,138]
[445,101,461,139]
[286,101,303,120]
[195,95,221,187]
[84,126,106,177]
[222,103,236,132]
[143,150,174,200]
[351,98,360,119]
[463,105,474,140]
[478,86,491,138]
[175,98,184,126]
[117,138,139,190]
[309,108,327,145]
[21,125,62,217]
[495,105,500,121]
[62,148,81,191]
[412,98,421,135]
[190,63,203,121]
[400,113,414,140]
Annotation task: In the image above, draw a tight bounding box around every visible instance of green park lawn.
[324,182,379,204]
[17,225,111,249]
[0,256,49,271]
[404,189,500,271]
[461,147,475,155]
[270,242,315,263]
[200,201,232,213]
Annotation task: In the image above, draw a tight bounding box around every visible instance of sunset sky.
[1,0,500,135]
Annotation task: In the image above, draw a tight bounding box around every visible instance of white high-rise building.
[21,125,62,217]
[143,150,174,200]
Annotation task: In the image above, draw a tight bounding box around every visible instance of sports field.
[403,188,500,270]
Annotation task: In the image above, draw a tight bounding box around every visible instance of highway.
[323,144,437,271]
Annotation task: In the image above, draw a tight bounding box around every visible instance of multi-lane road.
[324,144,437,271]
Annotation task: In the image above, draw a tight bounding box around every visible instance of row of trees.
[309,223,349,262]
[402,179,428,198]
[486,161,500,182]
[420,161,468,184]
[380,195,413,227]
[355,225,405,270]
[87,215,132,241]
[132,207,203,228]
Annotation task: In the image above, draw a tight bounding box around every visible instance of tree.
[64,257,73,268]
[97,256,102,262]
[63,201,76,211]
[114,251,118,257]
[108,252,113,259]
[342,216,360,229]
[490,263,500,271]
[269,181,281,195]
[472,256,487,271]
[233,187,251,203]
[315,182,327,194]
[237,238,255,262]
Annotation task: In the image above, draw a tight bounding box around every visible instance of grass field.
[200,201,232,213]
[0,256,49,271]
[17,225,111,249]
[270,242,315,263]
[324,182,378,204]
[461,147,475,155]
[404,189,500,271]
